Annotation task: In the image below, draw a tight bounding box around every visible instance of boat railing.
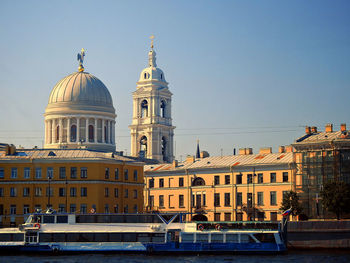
[195,221,280,231]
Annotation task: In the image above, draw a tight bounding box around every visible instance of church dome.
[138,50,167,83]
[47,71,115,114]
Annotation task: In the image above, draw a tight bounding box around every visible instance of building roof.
[145,152,293,173]
[0,148,143,165]
[295,130,350,144]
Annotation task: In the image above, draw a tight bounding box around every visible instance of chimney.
[285,146,294,153]
[278,146,285,153]
[172,160,178,168]
[259,147,272,155]
[341,123,347,132]
[305,126,311,135]
[200,151,209,158]
[311,126,317,133]
[325,123,333,133]
[239,148,253,155]
[186,155,195,164]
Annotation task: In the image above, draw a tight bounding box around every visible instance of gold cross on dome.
[150,35,155,49]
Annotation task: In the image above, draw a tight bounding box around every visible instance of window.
[88,125,94,142]
[115,168,119,180]
[179,177,184,187]
[23,205,30,214]
[214,193,220,207]
[47,167,53,179]
[114,188,119,198]
[247,193,252,207]
[10,205,16,214]
[46,187,53,197]
[35,187,42,197]
[58,204,65,213]
[124,169,129,180]
[80,204,87,214]
[236,174,242,184]
[24,167,30,179]
[114,204,119,213]
[70,187,77,197]
[214,175,220,185]
[214,213,221,221]
[35,167,42,179]
[169,195,174,208]
[149,195,154,208]
[236,192,242,206]
[270,191,277,205]
[133,170,138,181]
[159,195,164,207]
[270,173,276,183]
[123,205,128,213]
[0,168,4,179]
[203,193,206,206]
[133,205,138,213]
[70,204,76,213]
[224,193,230,206]
[283,172,288,182]
[124,189,129,198]
[224,213,231,221]
[257,192,264,205]
[270,212,277,221]
[179,195,184,207]
[104,187,109,197]
[81,187,87,197]
[159,178,164,188]
[149,178,154,188]
[247,174,253,184]
[283,191,289,199]
[71,124,77,142]
[0,188,3,197]
[105,168,109,179]
[133,189,138,199]
[10,187,17,197]
[225,175,230,184]
[258,173,263,183]
[59,188,66,197]
[11,168,17,178]
[59,167,66,179]
[34,205,41,212]
[80,167,87,178]
[23,187,30,197]
[70,167,77,179]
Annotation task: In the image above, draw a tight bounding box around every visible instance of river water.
[1,250,350,263]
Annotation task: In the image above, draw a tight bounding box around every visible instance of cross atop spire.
[150,35,155,50]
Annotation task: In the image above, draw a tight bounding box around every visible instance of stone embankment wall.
[287,220,350,249]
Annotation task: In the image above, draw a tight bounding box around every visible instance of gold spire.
[77,48,85,72]
[150,35,155,50]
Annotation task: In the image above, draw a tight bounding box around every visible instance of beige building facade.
[144,147,294,222]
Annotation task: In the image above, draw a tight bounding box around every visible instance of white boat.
[0,212,287,253]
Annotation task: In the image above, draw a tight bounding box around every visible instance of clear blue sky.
[1,0,349,160]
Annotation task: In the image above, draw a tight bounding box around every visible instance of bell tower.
[129,37,175,163]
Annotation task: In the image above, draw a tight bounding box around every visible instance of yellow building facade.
[144,147,294,222]
[0,145,144,227]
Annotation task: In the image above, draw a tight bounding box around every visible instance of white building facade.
[129,44,175,163]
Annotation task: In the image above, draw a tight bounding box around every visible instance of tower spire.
[196,139,200,158]
[148,35,157,67]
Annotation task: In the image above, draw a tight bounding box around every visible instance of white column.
[59,118,63,143]
[85,118,89,142]
[102,119,105,143]
[94,118,97,143]
[77,117,80,143]
[49,120,53,144]
[67,118,71,143]
[112,121,115,144]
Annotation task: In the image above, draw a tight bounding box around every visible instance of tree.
[279,191,303,217]
[320,181,350,220]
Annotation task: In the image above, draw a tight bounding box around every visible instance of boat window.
[56,215,68,223]
[137,233,151,242]
[0,233,24,241]
[123,233,137,242]
[109,233,122,242]
[43,215,55,224]
[181,233,194,242]
[253,233,275,243]
[66,233,80,242]
[226,234,239,242]
[52,233,65,242]
[211,233,223,243]
[95,233,109,242]
[152,233,165,243]
[241,234,256,243]
[196,233,209,243]
[39,233,53,242]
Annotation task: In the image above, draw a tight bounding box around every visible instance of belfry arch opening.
[161,136,167,162]
[141,100,148,118]
[160,100,166,118]
[140,136,148,157]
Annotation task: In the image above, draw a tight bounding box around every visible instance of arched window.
[141,100,148,118]
[192,177,205,186]
[144,72,147,79]
[160,100,166,118]
[88,125,94,142]
[71,125,77,142]
[161,136,167,162]
[140,136,147,157]
[56,125,60,142]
